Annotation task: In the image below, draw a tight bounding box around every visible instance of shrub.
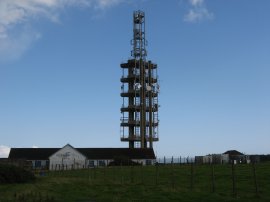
[108,156,141,166]
[0,164,35,184]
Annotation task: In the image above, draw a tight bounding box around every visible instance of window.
[88,160,95,167]
[98,160,105,167]
[146,160,152,165]
[35,160,41,168]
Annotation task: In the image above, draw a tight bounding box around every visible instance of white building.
[8,144,156,170]
[195,154,229,164]
[49,144,87,170]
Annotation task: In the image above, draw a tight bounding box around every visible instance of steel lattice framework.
[120,11,159,148]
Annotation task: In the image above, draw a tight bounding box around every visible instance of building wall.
[49,145,86,170]
[195,156,204,164]
[229,155,250,164]
[202,154,229,164]
[133,159,155,165]
[87,159,113,167]
[221,154,229,164]
[31,160,49,169]
[87,159,155,167]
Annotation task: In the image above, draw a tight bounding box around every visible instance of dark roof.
[9,148,59,160]
[78,148,155,159]
[8,148,155,160]
[223,150,244,156]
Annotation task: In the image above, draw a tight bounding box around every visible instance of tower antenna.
[120,11,159,149]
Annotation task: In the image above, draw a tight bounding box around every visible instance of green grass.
[0,163,269,202]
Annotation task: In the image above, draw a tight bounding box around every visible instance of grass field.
[0,163,270,202]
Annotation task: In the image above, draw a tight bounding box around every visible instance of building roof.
[8,147,156,160]
[223,150,244,156]
[78,148,155,160]
[9,148,59,160]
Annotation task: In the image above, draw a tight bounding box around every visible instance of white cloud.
[184,0,213,23]
[189,0,203,6]
[0,0,125,62]
[32,145,39,148]
[184,7,213,23]
[0,26,41,62]
[0,145,11,158]
[94,0,125,9]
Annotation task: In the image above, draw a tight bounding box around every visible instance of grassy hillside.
[0,163,269,202]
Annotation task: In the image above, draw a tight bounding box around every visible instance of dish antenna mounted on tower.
[120,11,160,149]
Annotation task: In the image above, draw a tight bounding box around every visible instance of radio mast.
[120,11,160,148]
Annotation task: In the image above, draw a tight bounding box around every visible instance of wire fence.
[39,162,270,199]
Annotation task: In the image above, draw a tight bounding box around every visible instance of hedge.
[0,164,35,184]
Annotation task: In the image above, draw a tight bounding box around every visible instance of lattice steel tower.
[120,11,159,149]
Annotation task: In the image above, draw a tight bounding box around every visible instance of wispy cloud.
[0,145,10,158]
[0,26,41,62]
[184,0,213,23]
[0,0,125,62]
[94,0,125,9]
[189,0,204,6]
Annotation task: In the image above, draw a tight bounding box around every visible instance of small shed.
[223,150,249,164]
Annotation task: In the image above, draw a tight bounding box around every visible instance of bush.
[0,164,35,184]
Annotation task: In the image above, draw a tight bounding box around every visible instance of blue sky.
[0,0,269,157]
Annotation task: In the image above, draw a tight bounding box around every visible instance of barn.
[8,144,156,170]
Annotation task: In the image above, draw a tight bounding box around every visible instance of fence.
[41,162,270,199]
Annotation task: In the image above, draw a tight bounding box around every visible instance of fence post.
[121,161,123,185]
[113,165,116,184]
[88,165,91,183]
[190,163,194,191]
[252,163,259,196]
[164,156,166,165]
[171,162,175,190]
[94,165,96,182]
[103,165,106,184]
[141,164,144,185]
[231,163,237,198]
[130,164,134,184]
[211,163,215,193]
[155,163,159,186]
